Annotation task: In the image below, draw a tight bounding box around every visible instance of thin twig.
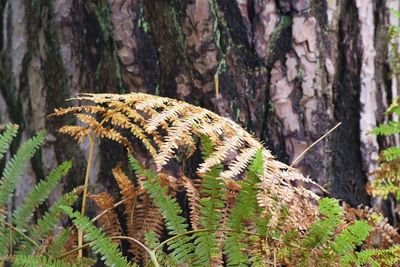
[290,122,342,167]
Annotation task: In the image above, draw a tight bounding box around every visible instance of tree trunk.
[0,0,395,216]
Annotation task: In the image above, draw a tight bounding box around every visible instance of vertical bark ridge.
[355,0,380,180]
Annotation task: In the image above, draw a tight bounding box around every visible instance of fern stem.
[78,134,95,258]
[0,219,43,253]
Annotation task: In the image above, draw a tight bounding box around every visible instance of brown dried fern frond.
[182,175,201,230]
[52,92,320,231]
[89,192,122,241]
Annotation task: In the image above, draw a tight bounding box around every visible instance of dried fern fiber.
[51,92,319,230]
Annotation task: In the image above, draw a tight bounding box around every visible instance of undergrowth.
[46,92,400,266]
[0,91,399,266]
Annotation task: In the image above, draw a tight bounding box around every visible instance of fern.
[371,120,400,136]
[17,189,78,254]
[61,206,130,267]
[381,147,400,161]
[33,190,78,240]
[0,130,46,206]
[129,155,194,264]
[142,175,194,263]
[371,97,400,200]
[13,161,72,229]
[13,255,76,267]
[343,245,400,266]
[50,92,400,266]
[144,231,179,267]
[302,198,342,249]
[193,165,225,266]
[330,220,372,255]
[53,92,320,234]
[48,229,72,257]
[224,149,263,267]
[0,124,18,161]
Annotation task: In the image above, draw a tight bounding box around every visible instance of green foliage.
[283,199,380,266]
[224,150,263,267]
[0,124,18,161]
[13,161,72,229]
[47,229,72,257]
[0,129,46,206]
[31,189,78,241]
[193,166,225,266]
[371,97,400,200]
[343,245,400,266]
[0,125,78,262]
[61,206,130,267]
[13,255,76,267]
[331,220,372,255]
[371,120,400,136]
[302,198,342,248]
[129,155,194,264]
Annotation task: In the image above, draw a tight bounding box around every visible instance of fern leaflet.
[13,161,71,229]
[61,206,130,267]
[0,130,46,206]
[224,149,263,267]
[330,220,372,255]
[0,124,18,161]
[302,198,342,249]
[193,165,225,266]
[129,155,194,264]
[13,255,76,267]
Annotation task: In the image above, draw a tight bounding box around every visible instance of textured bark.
[0,0,396,216]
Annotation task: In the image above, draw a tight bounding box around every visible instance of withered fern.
[49,93,400,266]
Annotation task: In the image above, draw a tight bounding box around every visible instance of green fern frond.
[193,166,225,266]
[61,206,130,267]
[381,147,400,161]
[385,97,400,115]
[224,233,248,267]
[13,255,76,267]
[13,161,72,229]
[129,155,194,264]
[343,245,400,267]
[0,124,18,161]
[228,149,263,230]
[302,198,342,248]
[200,135,214,160]
[371,121,400,136]
[330,220,372,255]
[128,154,144,177]
[0,130,46,206]
[33,189,78,239]
[0,227,10,256]
[48,229,72,257]
[17,189,78,255]
[224,150,263,267]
